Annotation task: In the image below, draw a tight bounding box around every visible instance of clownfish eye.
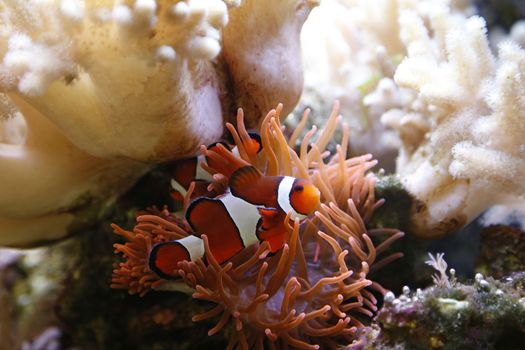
[294,185,304,192]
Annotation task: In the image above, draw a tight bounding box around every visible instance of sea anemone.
[111,102,403,348]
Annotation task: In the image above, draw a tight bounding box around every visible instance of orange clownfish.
[148,166,321,280]
[169,132,262,202]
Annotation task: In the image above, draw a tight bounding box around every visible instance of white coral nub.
[60,0,85,22]
[3,33,75,96]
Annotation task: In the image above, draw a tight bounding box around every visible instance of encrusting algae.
[111,102,404,349]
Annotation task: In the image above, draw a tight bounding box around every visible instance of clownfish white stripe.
[277,176,307,220]
[195,154,214,182]
[220,193,261,247]
[178,235,205,261]
[232,146,240,158]
[170,178,188,196]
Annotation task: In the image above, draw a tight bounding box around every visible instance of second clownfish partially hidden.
[169,132,263,202]
[149,165,320,280]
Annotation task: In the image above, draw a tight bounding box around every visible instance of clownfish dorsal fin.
[229,166,262,198]
[149,235,206,279]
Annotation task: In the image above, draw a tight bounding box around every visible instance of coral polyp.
[111,103,403,348]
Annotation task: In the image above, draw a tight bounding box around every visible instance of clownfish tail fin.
[148,241,188,280]
[148,236,205,279]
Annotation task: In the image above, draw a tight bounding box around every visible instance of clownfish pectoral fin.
[266,233,286,253]
[258,226,286,253]
[229,166,262,197]
[257,207,280,230]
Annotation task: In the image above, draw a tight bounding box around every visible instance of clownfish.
[148,166,321,279]
[169,132,262,202]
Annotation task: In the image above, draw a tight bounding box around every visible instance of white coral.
[301,0,525,237]
[0,0,317,246]
[299,0,471,170]
[390,6,525,237]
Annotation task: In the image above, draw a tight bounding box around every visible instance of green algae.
[370,173,412,233]
[476,225,525,279]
